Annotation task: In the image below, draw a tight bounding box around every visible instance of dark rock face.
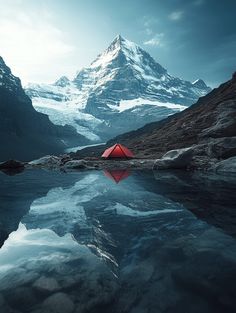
[0,57,87,161]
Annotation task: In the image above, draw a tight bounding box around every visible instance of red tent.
[101,143,134,159]
[103,169,131,183]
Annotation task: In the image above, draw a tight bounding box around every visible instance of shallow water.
[0,169,236,313]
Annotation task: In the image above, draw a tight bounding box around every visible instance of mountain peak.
[192,78,208,89]
[0,56,21,91]
[90,35,147,70]
[54,76,70,87]
[90,35,134,68]
[113,34,124,42]
[112,34,129,46]
[0,57,9,74]
[108,34,136,52]
[0,56,5,67]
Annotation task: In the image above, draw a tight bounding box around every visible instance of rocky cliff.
[0,57,87,161]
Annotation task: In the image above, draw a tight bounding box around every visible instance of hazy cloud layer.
[0,0,235,86]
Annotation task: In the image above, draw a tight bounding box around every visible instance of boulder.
[207,137,236,159]
[153,138,236,171]
[200,100,236,139]
[28,155,61,169]
[153,147,194,170]
[63,160,88,169]
[212,156,236,173]
[42,292,74,313]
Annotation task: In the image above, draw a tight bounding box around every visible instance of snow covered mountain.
[26,35,211,142]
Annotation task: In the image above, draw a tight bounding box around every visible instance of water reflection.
[0,170,235,313]
[103,169,131,183]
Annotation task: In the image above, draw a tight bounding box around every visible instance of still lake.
[0,169,236,313]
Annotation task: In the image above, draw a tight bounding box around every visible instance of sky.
[0,0,235,87]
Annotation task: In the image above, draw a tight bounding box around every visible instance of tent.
[103,169,131,183]
[101,143,134,159]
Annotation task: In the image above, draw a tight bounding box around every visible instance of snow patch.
[108,98,187,112]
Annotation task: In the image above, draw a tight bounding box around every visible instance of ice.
[32,97,102,141]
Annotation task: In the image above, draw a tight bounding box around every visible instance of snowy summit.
[26,35,211,141]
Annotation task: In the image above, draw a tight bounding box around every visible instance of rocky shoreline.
[1,144,236,175]
[0,157,157,172]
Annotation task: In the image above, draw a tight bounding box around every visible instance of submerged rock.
[0,268,39,291]
[42,292,74,313]
[0,159,25,169]
[5,286,37,309]
[33,276,60,294]
[0,293,5,307]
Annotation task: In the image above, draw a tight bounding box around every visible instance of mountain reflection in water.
[0,169,235,313]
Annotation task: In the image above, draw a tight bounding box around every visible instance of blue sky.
[0,0,235,86]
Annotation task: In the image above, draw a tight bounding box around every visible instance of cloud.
[0,4,75,84]
[168,11,184,21]
[142,16,160,36]
[144,33,164,47]
[145,27,153,36]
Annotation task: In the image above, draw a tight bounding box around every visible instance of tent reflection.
[103,169,131,183]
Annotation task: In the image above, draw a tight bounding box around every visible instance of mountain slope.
[26,35,211,141]
[81,35,210,114]
[0,57,87,161]
[107,72,236,159]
